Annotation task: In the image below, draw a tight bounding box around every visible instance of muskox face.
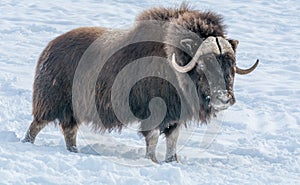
[164,20,258,116]
[166,35,237,112]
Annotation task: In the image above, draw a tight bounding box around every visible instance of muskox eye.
[225,74,231,82]
[223,74,230,83]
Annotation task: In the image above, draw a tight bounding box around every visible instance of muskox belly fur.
[22,4,249,163]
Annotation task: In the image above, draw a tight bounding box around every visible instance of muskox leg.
[164,123,180,162]
[141,129,159,163]
[22,120,47,143]
[61,120,79,153]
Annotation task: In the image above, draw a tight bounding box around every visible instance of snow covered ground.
[0,0,299,184]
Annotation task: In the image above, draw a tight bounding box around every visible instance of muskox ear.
[227,39,239,53]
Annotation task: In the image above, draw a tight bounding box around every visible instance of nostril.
[217,94,232,104]
[225,97,232,104]
[226,94,233,104]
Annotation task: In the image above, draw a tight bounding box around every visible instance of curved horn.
[236,59,259,75]
[171,53,196,73]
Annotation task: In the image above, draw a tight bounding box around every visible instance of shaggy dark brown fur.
[23,4,238,161]
[33,27,105,123]
[136,3,193,22]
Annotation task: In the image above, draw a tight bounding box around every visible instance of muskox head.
[163,11,258,121]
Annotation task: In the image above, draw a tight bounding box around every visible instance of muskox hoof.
[150,157,159,164]
[67,146,79,153]
[21,134,35,144]
[145,154,159,163]
[146,156,158,163]
[165,154,179,163]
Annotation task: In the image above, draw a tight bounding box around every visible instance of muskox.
[22,4,258,162]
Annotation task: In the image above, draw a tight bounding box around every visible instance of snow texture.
[0,0,299,184]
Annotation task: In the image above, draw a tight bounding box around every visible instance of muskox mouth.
[211,102,232,111]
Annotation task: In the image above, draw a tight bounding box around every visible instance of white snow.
[0,0,299,184]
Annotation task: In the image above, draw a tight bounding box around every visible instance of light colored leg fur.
[61,125,79,153]
[165,125,180,162]
[22,120,47,143]
[145,129,160,163]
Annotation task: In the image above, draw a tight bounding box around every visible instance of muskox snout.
[216,93,233,104]
[211,90,235,111]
